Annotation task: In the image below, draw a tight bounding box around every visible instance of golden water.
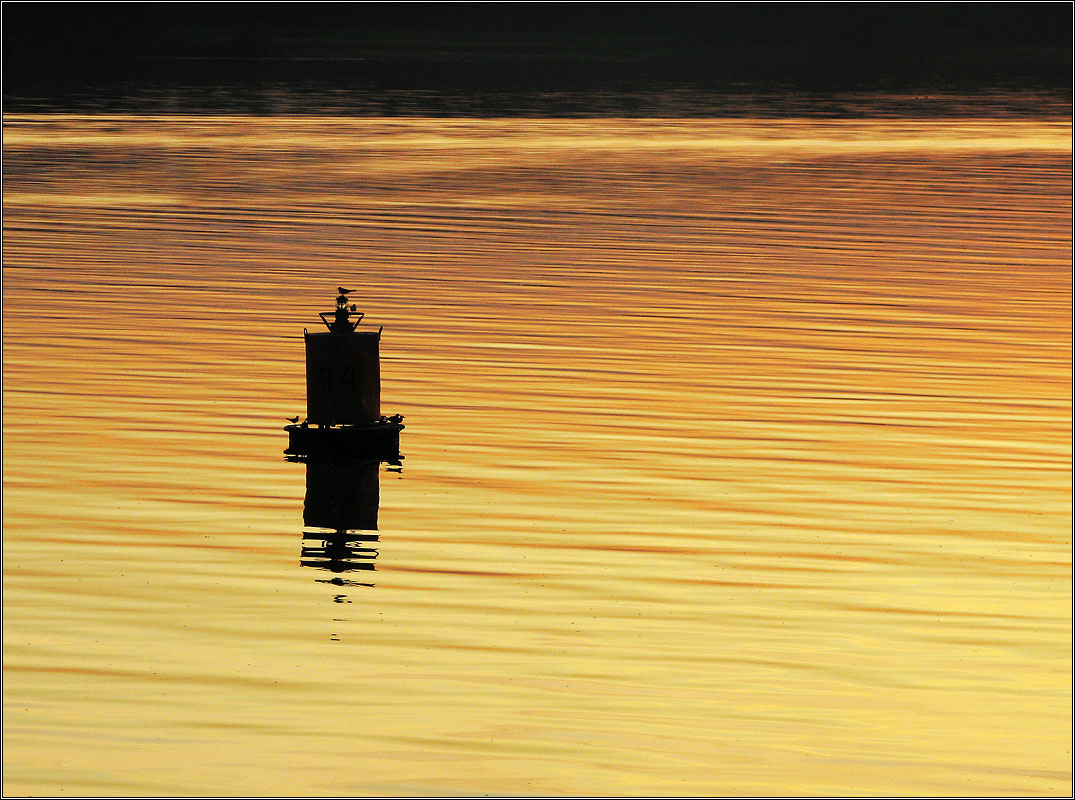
[3,113,1071,796]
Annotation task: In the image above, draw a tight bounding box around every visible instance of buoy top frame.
[319,292,364,334]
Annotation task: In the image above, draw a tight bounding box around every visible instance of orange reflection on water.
[2,113,1071,796]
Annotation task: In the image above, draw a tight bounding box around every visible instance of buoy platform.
[285,420,403,458]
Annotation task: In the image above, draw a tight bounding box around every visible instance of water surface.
[3,110,1071,795]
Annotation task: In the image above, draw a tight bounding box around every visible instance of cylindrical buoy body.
[305,331,380,424]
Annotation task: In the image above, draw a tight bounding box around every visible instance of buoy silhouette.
[284,288,404,458]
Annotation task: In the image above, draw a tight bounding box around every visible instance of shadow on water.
[287,455,402,593]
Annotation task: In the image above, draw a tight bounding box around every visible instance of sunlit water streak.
[3,112,1071,796]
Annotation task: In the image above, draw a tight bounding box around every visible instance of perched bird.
[337,286,356,295]
[287,416,300,423]
[387,413,405,424]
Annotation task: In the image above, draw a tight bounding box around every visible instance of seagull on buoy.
[387,413,405,424]
[287,416,300,423]
[337,287,356,295]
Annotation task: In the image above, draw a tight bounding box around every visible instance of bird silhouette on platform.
[387,413,405,424]
[287,416,300,423]
[337,287,356,295]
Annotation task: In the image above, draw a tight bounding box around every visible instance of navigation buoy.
[285,289,404,458]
